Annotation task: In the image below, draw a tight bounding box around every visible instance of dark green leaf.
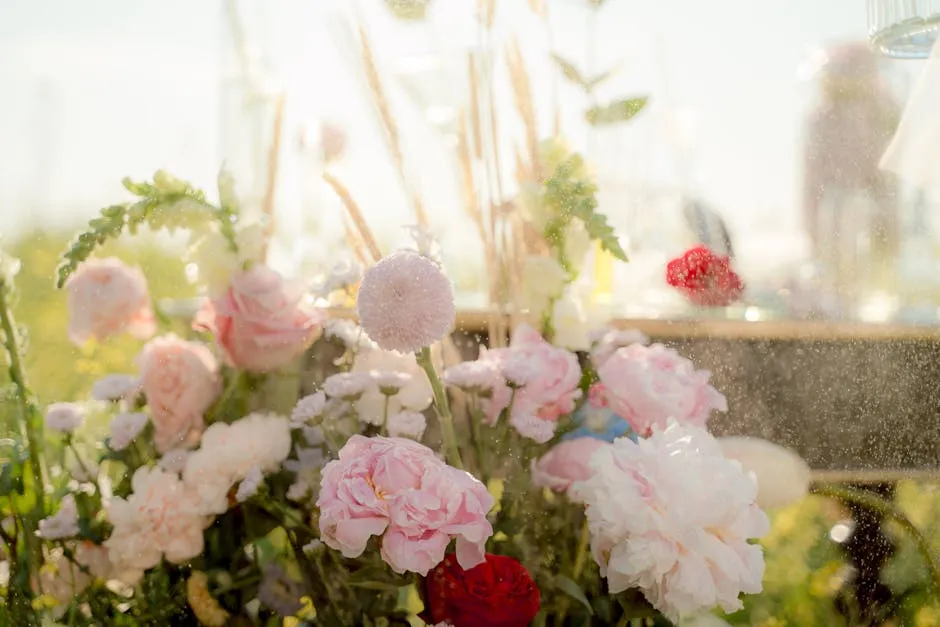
[616,589,659,619]
[551,53,589,90]
[585,97,648,126]
[554,574,594,615]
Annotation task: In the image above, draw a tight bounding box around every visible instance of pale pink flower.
[105,467,211,575]
[137,335,221,452]
[323,372,372,400]
[44,402,84,433]
[91,374,140,401]
[235,466,263,502]
[443,360,503,392]
[573,423,769,620]
[531,438,611,500]
[595,343,727,436]
[65,257,156,346]
[33,548,91,617]
[37,494,79,539]
[356,252,455,353]
[317,435,493,576]
[352,349,432,425]
[589,327,649,367]
[194,264,324,372]
[183,413,292,515]
[291,391,327,425]
[386,410,427,439]
[509,412,557,444]
[109,412,148,451]
[371,370,412,394]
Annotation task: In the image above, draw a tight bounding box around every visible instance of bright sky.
[0,0,895,281]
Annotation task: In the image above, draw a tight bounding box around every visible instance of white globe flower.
[718,436,812,509]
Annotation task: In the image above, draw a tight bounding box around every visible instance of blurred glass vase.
[868,0,940,58]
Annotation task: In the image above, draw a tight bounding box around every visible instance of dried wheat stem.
[259,92,286,262]
[343,217,371,268]
[323,172,382,263]
[506,38,540,181]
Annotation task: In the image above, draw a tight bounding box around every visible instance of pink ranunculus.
[531,438,611,500]
[195,264,324,372]
[65,257,156,346]
[317,435,494,576]
[596,343,727,436]
[137,335,222,453]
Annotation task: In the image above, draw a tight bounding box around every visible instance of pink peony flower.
[136,335,222,452]
[595,343,726,436]
[317,435,493,576]
[105,466,212,578]
[356,252,455,353]
[531,438,611,501]
[194,264,324,372]
[573,423,769,620]
[65,257,157,346]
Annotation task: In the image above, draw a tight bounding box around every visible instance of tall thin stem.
[0,275,45,562]
[417,346,463,469]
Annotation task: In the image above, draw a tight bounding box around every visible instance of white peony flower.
[37,494,79,540]
[109,412,148,451]
[521,256,568,315]
[44,403,85,433]
[105,467,211,576]
[291,391,327,425]
[573,422,769,621]
[182,413,292,515]
[90,374,140,402]
[718,437,812,509]
[551,292,592,351]
[351,349,431,425]
[235,466,263,503]
[323,372,372,400]
[386,410,427,439]
[356,251,455,353]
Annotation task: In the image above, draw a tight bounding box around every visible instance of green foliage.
[585,97,648,126]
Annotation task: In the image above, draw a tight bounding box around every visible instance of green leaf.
[551,53,589,90]
[348,581,403,591]
[585,97,648,126]
[554,574,594,615]
[616,589,659,619]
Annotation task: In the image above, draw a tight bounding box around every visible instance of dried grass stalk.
[357,24,429,227]
[260,92,286,262]
[323,172,382,263]
[505,38,540,182]
[467,53,484,161]
[477,0,497,29]
[343,217,371,268]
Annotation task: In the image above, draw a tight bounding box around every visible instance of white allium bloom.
[37,494,79,540]
[291,391,327,425]
[387,410,427,439]
[589,327,649,367]
[371,370,412,394]
[573,423,769,621]
[183,413,292,515]
[356,251,455,353]
[403,224,441,262]
[109,412,149,451]
[235,466,263,502]
[158,449,191,474]
[44,403,85,433]
[91,374,140,402]
[521,255,568,315]
[443,360,504,392]
[718,437,812,509]
[351,349,431,425]
[323,372,372,400]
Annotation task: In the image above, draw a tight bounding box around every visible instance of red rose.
[424,553,540,627]
[666,245,744,307]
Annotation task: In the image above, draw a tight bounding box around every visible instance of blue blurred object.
[565,403,638,443]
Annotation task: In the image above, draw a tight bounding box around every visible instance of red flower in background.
[666,245,744,307]
[424,553,540,627]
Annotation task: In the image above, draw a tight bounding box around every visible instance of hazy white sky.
[0,0,897,278]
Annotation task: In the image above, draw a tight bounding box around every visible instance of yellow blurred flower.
[186,571,229,627]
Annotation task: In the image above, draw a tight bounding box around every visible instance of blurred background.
[5,1,940,624]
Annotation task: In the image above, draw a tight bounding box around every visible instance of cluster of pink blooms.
[316,435,494,576]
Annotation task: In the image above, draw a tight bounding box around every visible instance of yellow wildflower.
[186,571,230,627]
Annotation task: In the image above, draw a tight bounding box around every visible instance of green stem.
[381,394,390,436]
[812,483,940,594]
[469,401,487,483]
[572,517,590,580]
[417,346,463,469]
[0,276,45,563]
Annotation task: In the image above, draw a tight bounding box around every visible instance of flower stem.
[0,274,45,562]
[381,395,390,436]
[811,483,940,594]
[417,346,463,469]
[572,517,590,580]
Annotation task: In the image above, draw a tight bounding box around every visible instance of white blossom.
[37,495,79,540]
[109,412,148,451]
[44,403,84,433]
